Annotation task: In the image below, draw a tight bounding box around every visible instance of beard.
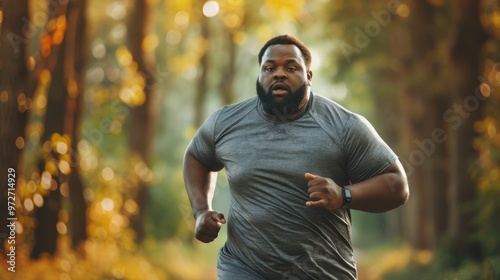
[256,79,308,117]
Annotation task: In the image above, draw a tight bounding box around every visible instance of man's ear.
[307,70,313,86]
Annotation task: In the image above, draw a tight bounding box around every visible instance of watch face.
[343,188,352,203]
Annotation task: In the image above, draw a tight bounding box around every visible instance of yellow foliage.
[219,0,245,31]
[52,16,67,45]
[0,237,169,280]
[233,31,248,45]
[31,69,51,116]
[163,0,194,32]
[116,46,134,67]
[168,53,204,76]
[119,84,146,106]
[143,34,159,53]
[475,63,500,191]
[157,238,218,280]
[358,244,433,280]
[264,0,306,20]
[257,25,274,43]
[0,150,201,279]
[115,50,147,107]
[0,218,222,279]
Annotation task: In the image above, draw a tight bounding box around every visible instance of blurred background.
[1,0,500,279]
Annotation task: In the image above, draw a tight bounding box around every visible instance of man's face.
[257,44,312,116]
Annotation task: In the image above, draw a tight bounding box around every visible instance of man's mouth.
[271,83,289,96]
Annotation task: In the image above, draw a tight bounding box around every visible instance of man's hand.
[305,173,343,210]
[194,210,226,243]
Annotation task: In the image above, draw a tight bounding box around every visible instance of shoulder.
[202,96,258,133]
[315,94,374,131]
[309,93,358,126]
[218,96,258,117]
[308,93,379,144]
[204,96,257,120]
[311,93,354,114]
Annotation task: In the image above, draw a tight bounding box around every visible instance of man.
[183,34,409,279]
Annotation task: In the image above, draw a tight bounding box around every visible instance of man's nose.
[274,68,287,79]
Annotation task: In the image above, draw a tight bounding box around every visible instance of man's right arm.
[183,148,226,243]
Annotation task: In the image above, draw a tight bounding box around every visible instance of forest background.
[1,0,500,279]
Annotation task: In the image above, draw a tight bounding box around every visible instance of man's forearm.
[183,152,218,218]
[347,162,409,213]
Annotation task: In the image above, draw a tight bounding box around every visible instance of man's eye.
[287,67,297,72]
[265,67,275,72]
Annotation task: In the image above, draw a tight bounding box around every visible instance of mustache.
[269,81,291,91]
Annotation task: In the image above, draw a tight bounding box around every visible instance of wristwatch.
[341,187,352,208]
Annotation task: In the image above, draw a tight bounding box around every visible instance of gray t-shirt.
[189,93,397,280]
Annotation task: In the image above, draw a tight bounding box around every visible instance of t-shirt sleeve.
[342,114,397,183]
[187,109,224,171]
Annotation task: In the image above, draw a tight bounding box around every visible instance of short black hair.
[258,34,312,69]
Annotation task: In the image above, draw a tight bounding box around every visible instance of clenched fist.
[305,173,343,210]
[194,210,226,243]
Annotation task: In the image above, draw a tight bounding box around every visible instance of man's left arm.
[306,159,409,213]
[345,159,408,213]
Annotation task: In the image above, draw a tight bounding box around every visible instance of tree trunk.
[65,0,89,248]
[194,14,209,127]
[127,0,155,241]
[31,43,67,257]
[391,1,450,249]
[220,32,237,105]
[448,0,487,259]
[31,0,89,257]
[408,1,450,250]
[390,9,429,250]
[0,0,30,251]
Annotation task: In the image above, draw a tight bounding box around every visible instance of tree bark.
[448,0,487,259]
[127,0,155,241]
[408,1,450,250]
[65,0,89,248]
[194,14,209,127]
[390,1,450,249]
[0,0,30,252]
[31,39,67,257]
[220,32,237,105]
[31,0,89,257]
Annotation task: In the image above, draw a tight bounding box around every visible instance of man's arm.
[306,159,409,213]
[183,149,225,243]
[345,159,409,212]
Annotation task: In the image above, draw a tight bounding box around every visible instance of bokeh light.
[203,1,220,17]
